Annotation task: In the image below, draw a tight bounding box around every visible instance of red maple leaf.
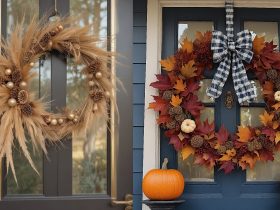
[259,150,274,162]
[181,80,200,97]
[149,96,169,115]
[169,135,183,151]
[197,119,215,135]
[150,74,173,90]
[182,94,204,117]
[156,114,170,124]
[216,125,230,144]
[219,161,235,174]
[261,128,276,141]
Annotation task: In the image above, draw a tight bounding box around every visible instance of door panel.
[161,7,280,210]
[0,0,132,209]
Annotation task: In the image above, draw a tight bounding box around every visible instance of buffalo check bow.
[206,1,257,104]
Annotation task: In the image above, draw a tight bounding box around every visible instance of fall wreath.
[149,31,280,174]
[0,17,113,180]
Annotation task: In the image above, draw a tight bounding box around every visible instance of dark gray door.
[0,1,132,210]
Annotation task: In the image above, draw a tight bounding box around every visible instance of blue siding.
[133,0,147,209]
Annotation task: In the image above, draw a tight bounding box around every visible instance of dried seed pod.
[23,51,33,63]
[88,58,102,74]
[162,90,173,100]
[166,120,176,129]
[11,70,22,83]
[20,103,33,116]
[217,145,227,154]
[225,141,234,150]
[169,106,183,116]
[39,33,51,46]
[90,89,104,102]
[49,30,58,37]
[0,77,5,85]
[18,90,29,104]
[174,113,187,123]
[267,69,278,81]
[61,42,72,54]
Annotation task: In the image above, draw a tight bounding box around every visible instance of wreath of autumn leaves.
[149,31,280,173]
[0,17,113,181]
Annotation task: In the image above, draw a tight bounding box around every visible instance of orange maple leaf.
[180,37,193,53]
[180,60,197,78]
[160,56,175,71]
[239,154,258,170]
[195,31,204,41]
[237,126,252,143]
[174,78,186,92]
[262,81,274,96]
[181,145,195,160]
[259,111,274,126]
[170,95,182,107]
[272,102,280,110]
[253,35,265,55]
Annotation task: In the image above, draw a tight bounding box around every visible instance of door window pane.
[178,107,214,182]
[69,0,108,194]
[198,79,215,103]
[240,107,264,127]
[244,21,279,46]
[178,21,213,45]
[6,0,43,195]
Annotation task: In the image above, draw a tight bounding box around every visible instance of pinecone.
[10,87,20,99]
[275,80,280,91]
[217,145,227,154]
[169,106,183,116]
[61,42,72,54]
[23,51,33,64]
[166,120,176,129]
[11,70,22,83]
[185,111,192,119]
[39,33,51,47]
[162,90,173,100]
[247,139,262,152]
[18,90,29,104]
[20,103,33,116]
[267,69,278,81]
[225,141,234,150]
[190,135,204,148]
[88,59,102,74]
[175,113,186,123]
[90,89,104,102]
[260,139,273,151]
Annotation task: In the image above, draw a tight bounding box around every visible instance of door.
[161,7,280,210]
[0,1,132,210]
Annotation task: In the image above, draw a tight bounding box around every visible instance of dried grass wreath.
[0,17,113,181]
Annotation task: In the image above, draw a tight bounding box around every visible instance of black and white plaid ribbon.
[206,1,256,104]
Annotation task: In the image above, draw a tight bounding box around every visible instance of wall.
[133,0,147,209]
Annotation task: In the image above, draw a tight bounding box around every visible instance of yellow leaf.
[180,38,193,53]
[275,132,280,144]
[170,95,182,107]
[219,154,232,161]
[273,121,279,129]
[272,102,280,110]
[195,31,203,41]
[181,145,195,160]
[239,154,258,170]
[174,78,186,92]
[160,56,175,71]
[226,148,236,157]
[259,111,274,126]
[180,60,197,78]
[253,35,265,55]
[237,126,252,143]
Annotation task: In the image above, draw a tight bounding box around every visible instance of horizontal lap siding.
[133,0,147,210]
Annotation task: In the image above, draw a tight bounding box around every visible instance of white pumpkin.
[275,91,280,102]
[181,119,196,133]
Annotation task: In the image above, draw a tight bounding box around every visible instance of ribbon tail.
[232,54,257,104]
[206,55,231,99]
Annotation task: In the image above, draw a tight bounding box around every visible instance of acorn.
[8,98,17,107]
[5,68,12,76]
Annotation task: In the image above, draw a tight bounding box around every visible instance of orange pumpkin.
[142,158,185,200]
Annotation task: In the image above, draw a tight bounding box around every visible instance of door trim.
[143,0,280,209]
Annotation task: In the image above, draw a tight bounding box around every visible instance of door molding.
[143,0,280,209]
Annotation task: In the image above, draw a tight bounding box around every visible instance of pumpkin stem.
[161,158,168,169]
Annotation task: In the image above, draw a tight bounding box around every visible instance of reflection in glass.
[200,107,214,123]
[240,107,264,127]
[178,21,213,46]
[70,0,108,194]
[244,21,279,46]
[251,80,264,103]
[6,0,44,195]
[198,80,215,103]
[178,153,214,182]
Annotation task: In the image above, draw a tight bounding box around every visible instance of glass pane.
[6,0,43,195]
[70,0,108,194]
[198,79,215,103]
[251,80,264,103]
[178,107,214,182]
[240,107,264,127]
[178,21,214,45]
[244,21,279,46]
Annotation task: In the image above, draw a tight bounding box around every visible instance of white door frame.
[143,0,280,209]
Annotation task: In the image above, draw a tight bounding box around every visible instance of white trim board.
[142,0,280,210]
